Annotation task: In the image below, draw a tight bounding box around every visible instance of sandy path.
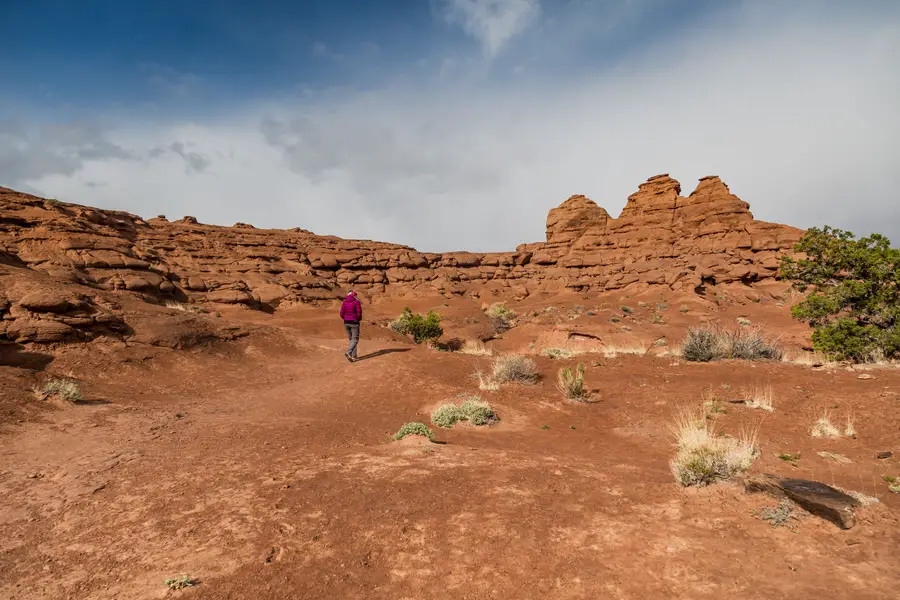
[1,331,899,599]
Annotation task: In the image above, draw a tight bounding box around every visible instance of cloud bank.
[2,1,899,252]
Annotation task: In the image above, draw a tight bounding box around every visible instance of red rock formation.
[0,175,803,342]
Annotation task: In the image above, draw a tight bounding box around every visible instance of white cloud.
[441,0,541,57]
[8,1,900,251]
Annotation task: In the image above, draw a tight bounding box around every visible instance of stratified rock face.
[0,174,803,327]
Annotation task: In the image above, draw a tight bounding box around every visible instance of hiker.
[340,290,362,362]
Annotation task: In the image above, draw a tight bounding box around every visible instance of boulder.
[745,474,861,529]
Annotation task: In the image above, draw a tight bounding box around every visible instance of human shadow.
[354,348,411,362]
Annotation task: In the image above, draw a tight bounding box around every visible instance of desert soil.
[1,297,899,600]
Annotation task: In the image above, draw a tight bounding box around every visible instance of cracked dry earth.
[2,322,899,599]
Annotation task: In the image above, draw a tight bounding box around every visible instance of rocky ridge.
[0,174,803,343]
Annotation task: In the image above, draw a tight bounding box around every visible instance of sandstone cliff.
[0,174,803,343]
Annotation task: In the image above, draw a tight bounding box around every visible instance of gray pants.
[344,323,360,358]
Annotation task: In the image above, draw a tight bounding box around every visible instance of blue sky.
[1,0,899,251]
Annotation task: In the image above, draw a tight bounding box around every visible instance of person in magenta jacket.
[339,290,362,362]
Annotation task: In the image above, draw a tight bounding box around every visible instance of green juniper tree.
[779,226,899,361]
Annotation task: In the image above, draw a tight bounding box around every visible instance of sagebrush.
[490,355,539,385]
[38,378,83,403]
[681,326,782,362]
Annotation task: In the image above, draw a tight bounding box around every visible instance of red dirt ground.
[2,294,899,599]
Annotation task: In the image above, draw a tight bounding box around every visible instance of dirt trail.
[2,321,899,599]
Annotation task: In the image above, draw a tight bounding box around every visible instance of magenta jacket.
[340,295,362,323]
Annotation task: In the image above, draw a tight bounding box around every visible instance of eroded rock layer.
[0,174,803,341]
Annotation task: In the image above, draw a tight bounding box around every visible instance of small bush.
[165,575,197,590]
[38,378,83,403]
[485,302,516,334]
[681,327,723,362]
[670,408,759,487]
[459,397,498,425]
[760,500,798,528]
[543,348,574,359]
[557,363,587,401]
[431,397,497,428]
[725,327,783,360]
[431,404,466,428]
[390,308,443,344]
[621,306,633,314]
[491,355,539,385]
[681,326,782,362]
[392,422,434,441]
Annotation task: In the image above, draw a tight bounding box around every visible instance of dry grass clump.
[743,384,775,412]
[682,326,782,362]
[164,300,207,314]
[458,340,492,356]
[602,344,648,358]
[543,347,577,359]
[809,412,842,438]
[490,355,538,385]
[557,363,588,401]
[781,351,838,368]
[670,407,760,487]
[474,369,500,391]
[35,378,83,403]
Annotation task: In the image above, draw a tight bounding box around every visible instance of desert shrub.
[725,327,783,360]
[621,305,633,314]
[165,575,197,590]
[390,308,443,344]
[491,355,538,385]
[670,408,759,487]
[431,404,466,428]
[557,363,587,401]
[392,422,434,441]
[681,327,723,362]
[681,326,782,362]
[759,500,798,528]
[459,397,498,425]
[779,226,900,362]
[485,302,516,333]
[431,397,497,428]
[543,347,574,359]
[38,378,83,403]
